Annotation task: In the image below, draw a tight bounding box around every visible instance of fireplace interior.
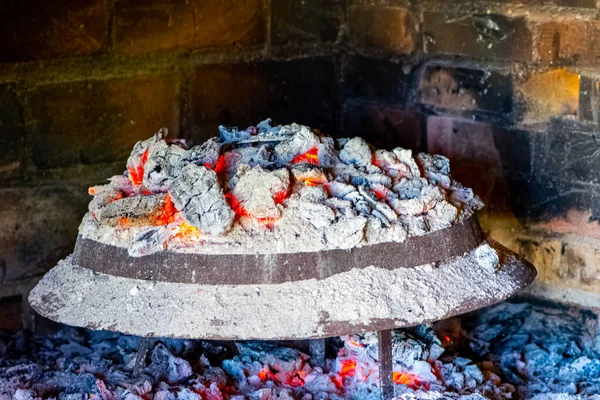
[0,0,599,399]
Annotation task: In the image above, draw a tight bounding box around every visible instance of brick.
[418,66,512,116]
[0,0,108,62]
[426,116,532,213]
[27,74,180,169]
[534,210,600,241]
[559,240,600,287]
[342,56,405,101]
[0,185,90,281]
[349,6,416,54]
[517,237,562,286]
[424,13,532,61]
[493,0,596,7]
[342,102,425,152]
[518,68,580,122]
[188,59,336,142]
[114,0,264,55]
[0,85,22,173]
[272,0,342,45]
[534,119,600,185]
[0,296,23,332]
[538,21,593,65]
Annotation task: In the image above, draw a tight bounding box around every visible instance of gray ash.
[1,300,598,400]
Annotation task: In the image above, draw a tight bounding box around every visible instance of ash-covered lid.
[82,119,484,257]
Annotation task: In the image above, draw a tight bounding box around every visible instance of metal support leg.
[133,337,152,376]
[309,339,326,369]
[378,330,394,400]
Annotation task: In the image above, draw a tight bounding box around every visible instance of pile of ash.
[1,299,598,400]
[82,119,483,257]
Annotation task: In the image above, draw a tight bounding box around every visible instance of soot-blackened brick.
[0,185,90,281]
[114,0,265,55]
[0,85,22,170]
[349,6,416,55]
[426,116,532,211]
[418,66,512,116]
[342,56,406,101]
[534,120,600,185]
[0,0,108,62]
[272,0,342,45]
[189,58,336,142]
[424,13,532,61]
[27,74,181,169]
[342,102,425,152]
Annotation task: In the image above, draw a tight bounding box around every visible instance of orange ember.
[298,176,328,187]
[225,193,248,219]
[128,149,149,185]
[340,359,357,378]
[118,217,130,228]
[172,221,200,240]
[392,372,428,389]
[292,147,319,165]
[371,187,388,200]
[214,155,226,174]
[153,194,177,225]
[258,369,269,381]
[273,190,289,205]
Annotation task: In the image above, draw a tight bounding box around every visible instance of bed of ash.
[2,300,599,400]
[82,119,483,256]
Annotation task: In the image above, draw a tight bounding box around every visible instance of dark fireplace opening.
[0,0,599,399]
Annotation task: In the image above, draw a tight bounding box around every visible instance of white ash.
[4,300,598,400]
[98,194,167,227]
[82,119,483,256]
[169,164,234,236]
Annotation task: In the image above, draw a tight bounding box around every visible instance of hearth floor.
[1,299,598,400]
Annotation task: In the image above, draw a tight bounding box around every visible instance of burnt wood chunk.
[98,194,167,227]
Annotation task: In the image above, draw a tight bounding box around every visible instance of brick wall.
[1,0,599,330]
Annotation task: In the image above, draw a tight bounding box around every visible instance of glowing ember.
[153,194,177,225]
[393,372,428,389]
[291,147,319,165]
[127,149,148,185]
[339,359,357,378]
[225,193,248,219]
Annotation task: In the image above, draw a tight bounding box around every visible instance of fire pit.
[28,119,536,399]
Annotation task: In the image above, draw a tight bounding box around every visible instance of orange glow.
[118,217,130,228]
[153,194,177,225]
[88,187,96,195]
[273,190,289,205]
[214,155,226,174]
[225,193,248,219]
[297,176,328,187]
[128,149,149,185]
[258,369,269,381]
[392,372,428,389]
[371,187,388,200]
[340,359,357,378]
[292,147,319,165]
[172,221,200,240]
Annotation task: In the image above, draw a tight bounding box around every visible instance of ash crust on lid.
[83,119,484,257]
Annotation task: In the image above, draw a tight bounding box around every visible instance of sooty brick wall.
[1,0,600,329]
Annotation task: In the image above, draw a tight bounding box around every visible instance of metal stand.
[133,337,153,376]
[309,338,326,369]
[378,330,394,400]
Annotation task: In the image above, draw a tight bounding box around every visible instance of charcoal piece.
[169,164,234,235]
[148,343,192,384]
[129,226,171,257]
[180,138,220,168]
[126,129,166,181]
[393,178,428,200]
[425,201,459,232]
[317,136,338,168]
[323,215,367,248]
[295,200,336,229]
[393,148,421,179]
[231,166,290,220]
[274,124,320,164]
[475,244,500,272]
[449,182,484,212]
[88,176,134,214]
[339,137,371,167]
[373,150,415,180]
[98,194,167,227]
[142,141,186,191]
[416,153,452,188]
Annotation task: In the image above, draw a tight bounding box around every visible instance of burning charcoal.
[142,140,186,192]
[416,154,451,189]
[98,194,168,227]
[88,176,134,215]
[127,129,167,185]
[274,124,321,164]
[148,343,192,384]
[181,138,220,168]
[392,149,421,179]
[339,137,372,167]
[290,165,329,188]
[393,178,428,200]
[231,166,290,221]
[449,182,484,212]
[169,164,234,235]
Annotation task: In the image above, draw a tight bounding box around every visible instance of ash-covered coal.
[82,119,483,257]
[1,300,598,400]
